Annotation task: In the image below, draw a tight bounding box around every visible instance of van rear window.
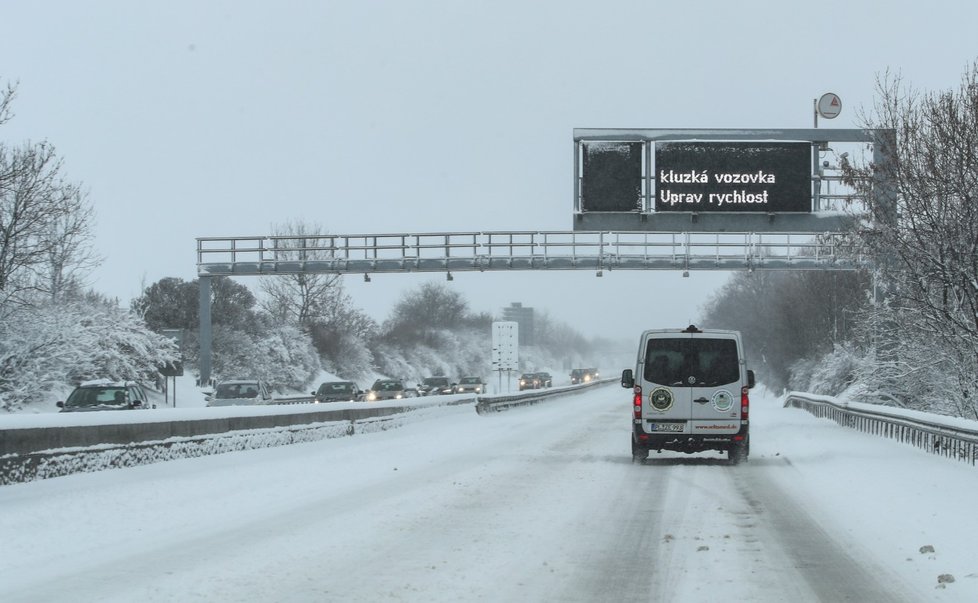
[644,338,739,387]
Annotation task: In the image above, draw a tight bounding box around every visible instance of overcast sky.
[3,1,978,341]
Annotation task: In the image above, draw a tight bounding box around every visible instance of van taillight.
[633,386,642,419]
[741,386,750,420]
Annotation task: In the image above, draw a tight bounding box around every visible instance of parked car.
[620,324,755,464]
[312,381,364,403]
[206,379,273,406]
[455,376,486,394]
[366,379,407,401]
[417,376,456,396]
[518,373,541,391]
[57,380,152,412]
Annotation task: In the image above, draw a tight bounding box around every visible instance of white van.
[620,325,755,464]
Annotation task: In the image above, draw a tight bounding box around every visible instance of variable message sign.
[654,142,812,213]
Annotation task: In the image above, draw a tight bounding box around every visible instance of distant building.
[502,302,534,346]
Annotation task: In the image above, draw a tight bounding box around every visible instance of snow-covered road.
[2,386,975,602]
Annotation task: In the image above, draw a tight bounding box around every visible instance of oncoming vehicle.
[417,376,456,396]
[57,380,152,412]
[518,373,541,391]
[621,325,755,464]
[366,379,407,401]
[536,372,553,388]
[312,381,364,403]
[570,368,597,385]
[455,376,486,394]
[206,379,273,407]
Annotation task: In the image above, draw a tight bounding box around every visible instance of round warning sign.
[817,93,842,119]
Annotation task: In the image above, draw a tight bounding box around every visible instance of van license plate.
[649,423,684,432]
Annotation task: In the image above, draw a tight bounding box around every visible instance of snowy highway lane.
[2,385,975,602]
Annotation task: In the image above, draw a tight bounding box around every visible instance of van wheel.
[631,437,648,463]
[728,443,748,465]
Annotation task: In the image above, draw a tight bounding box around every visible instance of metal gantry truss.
[196,230,868,278]
[194,230,868,385]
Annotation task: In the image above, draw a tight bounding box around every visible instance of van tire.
[728,442,748,465]
[631,437,648,463]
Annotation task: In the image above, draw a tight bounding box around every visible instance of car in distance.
[570,368,598,385]
[417,376,456,396]
[206,379,273,407]
[312,381,364,403]
[518,373,541,391]
[366,379,407,401]
[455,376,486,394]
[620,324,755,464]
[57,380,152,412]
[536,372,553,387]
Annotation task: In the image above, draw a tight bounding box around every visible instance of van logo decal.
[649,387,674,412]
[712,390,734,412]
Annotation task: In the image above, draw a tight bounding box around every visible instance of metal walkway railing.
[197,231,867,276]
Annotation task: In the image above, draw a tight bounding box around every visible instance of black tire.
[631,436,648,463]
[728,442,748,465]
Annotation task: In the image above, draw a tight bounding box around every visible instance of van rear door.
[639,336,692,432]
[686,335,742,434]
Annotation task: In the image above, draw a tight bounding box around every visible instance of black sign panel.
[581,142,643,212]
[655,142,811,213]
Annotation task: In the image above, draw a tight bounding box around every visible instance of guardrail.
[1,384,610,485]
[0,400,472,485]
[476,379,614,414]
[784,392,978,467]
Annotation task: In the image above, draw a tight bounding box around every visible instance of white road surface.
[2,385,975,602]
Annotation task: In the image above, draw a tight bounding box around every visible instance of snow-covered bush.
[210,323,321,393]
[0,297,179,411]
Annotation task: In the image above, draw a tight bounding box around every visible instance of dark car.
[366,379,407,401]
[536,372,553,387]
[312,381,364,403]
[417,376,456,396]
[455,376,486,394]
[57,380,151,412]
[570,368,597,385]
[518,373,541,391]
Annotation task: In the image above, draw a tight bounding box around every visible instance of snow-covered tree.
[0,293,179,411]
[0,81,98,307]
[841,62,978,417]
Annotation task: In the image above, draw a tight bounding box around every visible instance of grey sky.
[3,1,978,340]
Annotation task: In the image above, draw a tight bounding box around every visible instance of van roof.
[640,327,741,337]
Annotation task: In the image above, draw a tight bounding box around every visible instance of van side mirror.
[747,369,756,389]
[621,369,634,389]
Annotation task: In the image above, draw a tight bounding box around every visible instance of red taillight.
[741,386,750,420]
[633,386,642,419]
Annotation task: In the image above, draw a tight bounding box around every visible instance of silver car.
[455,376,486,394]
[206,379,273,406]
[365,379,406,401]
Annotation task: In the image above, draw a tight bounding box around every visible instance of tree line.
[701,61,978,420]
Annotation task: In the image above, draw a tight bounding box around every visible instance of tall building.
[502,302,534,346]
